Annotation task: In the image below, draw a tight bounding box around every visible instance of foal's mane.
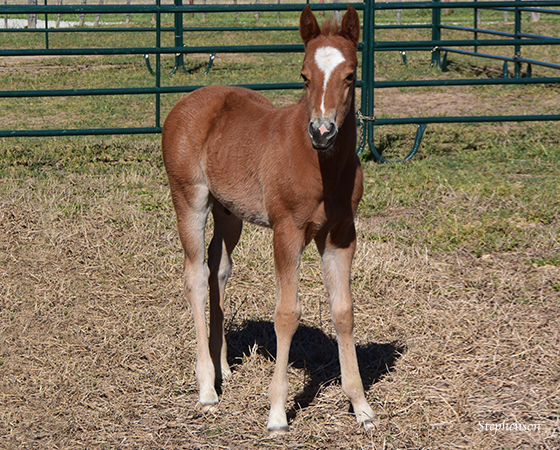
[321,18,340,36]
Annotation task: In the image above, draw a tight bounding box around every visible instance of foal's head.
[299,5,360,151]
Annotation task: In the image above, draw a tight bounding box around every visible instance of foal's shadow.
[225,320,404,422]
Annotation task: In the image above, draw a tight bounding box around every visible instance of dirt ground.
[1,143,559,449]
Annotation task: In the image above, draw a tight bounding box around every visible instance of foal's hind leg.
[171,182,217,409]
[316,224,375,428]
[208,203,243,383]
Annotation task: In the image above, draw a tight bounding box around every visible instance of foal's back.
[163,85,330,228]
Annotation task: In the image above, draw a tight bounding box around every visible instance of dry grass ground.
[0,130,558,449]
[1,8,560,448]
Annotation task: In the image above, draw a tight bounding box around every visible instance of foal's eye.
[301,73,309,83]
[345,73,355,82]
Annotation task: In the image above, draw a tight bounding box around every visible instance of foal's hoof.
[220,368,233,382]
[201,401,219,414]
[360,417,380,432]
[199,387,219,413]
[267,426,289,436]
[202,404,219,414]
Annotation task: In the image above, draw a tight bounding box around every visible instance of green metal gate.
[367,0,560,161]
[1,0,559,161]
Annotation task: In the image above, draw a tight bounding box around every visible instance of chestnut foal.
[162,5,374,432]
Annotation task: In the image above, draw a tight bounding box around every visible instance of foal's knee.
[274,304,302,335]
[208,242,233,285]
[217,258,233,286]
[184,261,210,297]
[331,300,354,335]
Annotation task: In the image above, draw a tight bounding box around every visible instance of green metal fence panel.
[366,0,560,162]
[1,0,559,162]
[0,2,367,138]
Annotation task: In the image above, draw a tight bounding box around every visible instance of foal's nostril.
[308,120,338,150]
[309,121,333,136]
[318,123,330,136]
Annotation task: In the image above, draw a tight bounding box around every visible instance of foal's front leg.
[316,223,375,428]
[267,223,305,432]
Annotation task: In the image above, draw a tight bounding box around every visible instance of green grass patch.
[1,7,559,261]
[360,122,560,255]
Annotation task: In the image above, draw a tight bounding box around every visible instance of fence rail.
[1,0,560,162]
[367,0,560,161]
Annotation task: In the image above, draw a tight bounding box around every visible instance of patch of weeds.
[512,296,544,306]
[531,255,560,267]
[57,201,92,218]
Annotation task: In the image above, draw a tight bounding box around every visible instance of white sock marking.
[314,46,345,115]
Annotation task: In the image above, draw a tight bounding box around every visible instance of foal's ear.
[339,5,361,45]
[299,5,320,45]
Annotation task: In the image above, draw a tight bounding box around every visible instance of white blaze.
[314,46,345,115]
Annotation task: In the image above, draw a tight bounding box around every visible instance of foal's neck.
[313,103,358,197]
[319,102,357,163]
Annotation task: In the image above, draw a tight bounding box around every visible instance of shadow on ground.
[226,319,405,422]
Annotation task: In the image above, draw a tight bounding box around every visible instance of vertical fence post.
[366,0,374,131]
[431,0,441,68]
[358,0,369,154]
[94,0,103,26]
[78,0,86,27]
[333,0,342,23]
[44,0,49,49]
[174,0,184,74]
[474,0,479,53]
[361,0,377,158]
[28,0,37,28]
[156,0,161,130]
[56,0,62,27]
[514,0,522,77]
[360,0,369,119]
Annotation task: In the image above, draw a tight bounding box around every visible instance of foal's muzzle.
[308,119,338,151]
